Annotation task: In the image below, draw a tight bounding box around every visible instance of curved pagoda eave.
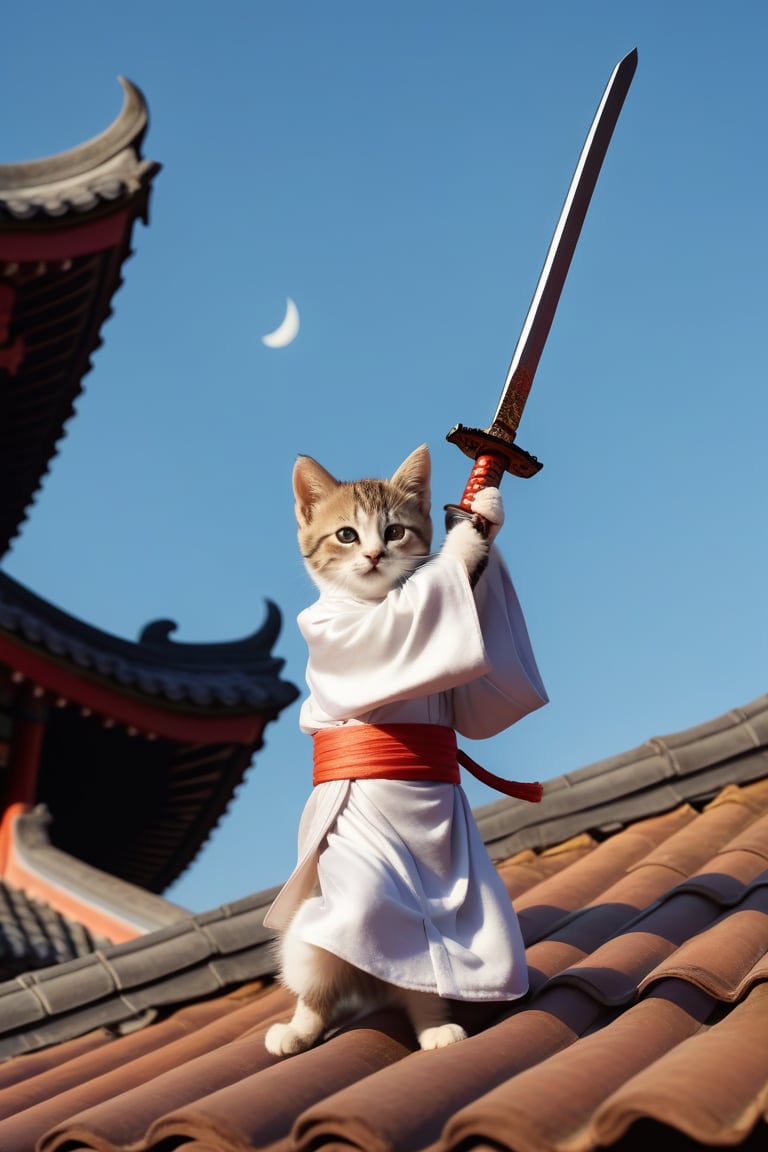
[0,571,299,743]
[0,569,299,893]
[0,79,161,559]
[0,77,157,220]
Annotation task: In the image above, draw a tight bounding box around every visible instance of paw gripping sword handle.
[444,450,507,534]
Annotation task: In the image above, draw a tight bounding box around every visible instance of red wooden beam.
[0,210,132,261]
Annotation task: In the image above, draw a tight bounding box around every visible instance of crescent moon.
[262,297,300,348]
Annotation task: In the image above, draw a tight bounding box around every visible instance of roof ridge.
[475,692,768,860]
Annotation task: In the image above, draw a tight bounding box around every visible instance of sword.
[446,48,638,525]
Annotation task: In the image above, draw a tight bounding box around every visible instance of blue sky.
[3,2,768,912]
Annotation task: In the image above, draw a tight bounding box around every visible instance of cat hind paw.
[265,1021,315,1056]
[418,1022,467,1050]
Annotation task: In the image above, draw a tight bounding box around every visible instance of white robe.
[263,546,548,1000]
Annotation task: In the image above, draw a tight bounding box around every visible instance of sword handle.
[444,424,543,532]
[444,452,506,533]
[459,452,507,510]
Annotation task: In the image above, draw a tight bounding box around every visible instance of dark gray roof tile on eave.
[475,692,768,860]
[0,570,299,713]
[0,887,279,1060]
[8,804,193,942]
[0,881,111,979]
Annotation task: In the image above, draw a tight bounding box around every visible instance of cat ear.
[390,444,431,517]
[292,455,339,525]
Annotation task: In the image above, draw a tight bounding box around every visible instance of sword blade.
[490,47,638,442]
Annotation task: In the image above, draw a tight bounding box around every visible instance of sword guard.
[446,424,542,512]
[446,424,543,479]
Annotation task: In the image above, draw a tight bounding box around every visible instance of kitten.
[265,445,504,1057]
[291,442,494,600]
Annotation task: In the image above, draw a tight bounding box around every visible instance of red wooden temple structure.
[0,79,298,959]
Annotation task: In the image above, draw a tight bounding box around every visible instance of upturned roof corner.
[0,76,160,221]
[0,77,161,559]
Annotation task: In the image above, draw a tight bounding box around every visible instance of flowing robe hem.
[265,779,530,1001]
[292,923,530,1001]
[263,779,348,932]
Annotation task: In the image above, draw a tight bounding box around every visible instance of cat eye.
[385,524,406,541]
[336,527,359,544]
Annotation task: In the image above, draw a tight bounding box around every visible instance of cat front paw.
[470,487,504,541]
[265,1021,315,1056]
[418,1022,468,1050]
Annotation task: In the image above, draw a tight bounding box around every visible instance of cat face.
[293,445,433,600]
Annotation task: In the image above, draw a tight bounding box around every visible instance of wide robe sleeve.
[298,553,492,725]
[451,549,548,738]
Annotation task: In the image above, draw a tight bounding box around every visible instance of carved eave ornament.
[0,77,158,225]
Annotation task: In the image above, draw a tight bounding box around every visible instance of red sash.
[313,723,542,802]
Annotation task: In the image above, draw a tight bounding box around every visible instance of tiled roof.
[0,804,192,960]
[0,875,111,979]
[0,800,195,980]
[0,692,767,1149]
[0,568,299,892]
[0,569,298,715]
[476,691,768,860]
[0,885,277,1062]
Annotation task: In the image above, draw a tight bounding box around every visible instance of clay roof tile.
[1,696,768,1149]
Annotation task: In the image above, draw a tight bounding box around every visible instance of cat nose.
[364,549,384,566]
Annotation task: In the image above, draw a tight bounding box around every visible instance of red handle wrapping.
[444,425,541,554]
[444,450,509,539]
[458,451,508,511]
